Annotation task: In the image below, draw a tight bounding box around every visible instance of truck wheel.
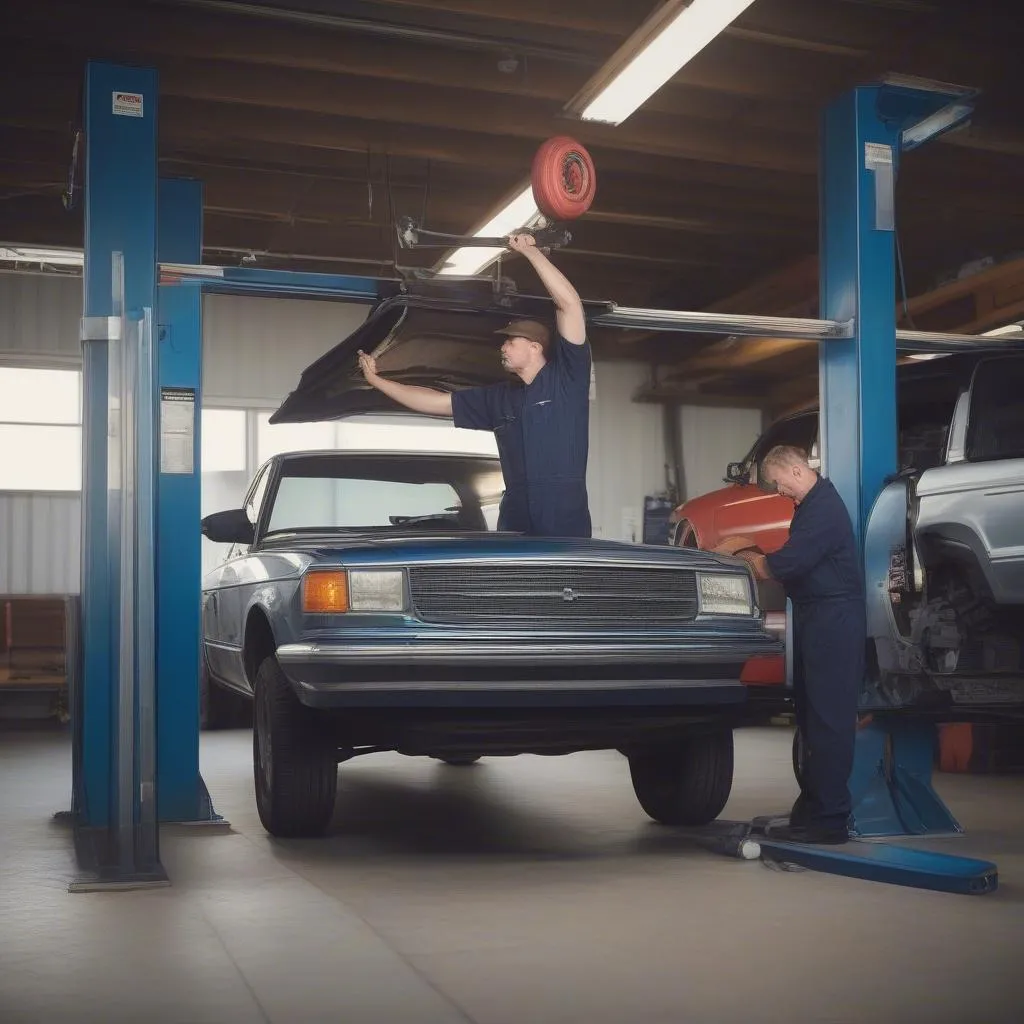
[253,656,338,838]
[629,729,734,826]
[439,756,481,766]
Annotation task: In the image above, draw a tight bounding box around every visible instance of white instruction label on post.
[160,387,195,475]
[112,91,144,117]
[864,141,893,167]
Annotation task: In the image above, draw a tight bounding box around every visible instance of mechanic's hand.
[712,536,759,556]
[358,350,379,384]
[739,551,770,580]
[507,233,537,252]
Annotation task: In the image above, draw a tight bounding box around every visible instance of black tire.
[439,756,482,766]
[200,657,251,730]
[253,656,338,838]
[629,729,734,826]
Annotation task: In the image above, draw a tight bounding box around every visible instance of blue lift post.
[75,60,166,885]
[156,178,219,824]
[819,81,979,842]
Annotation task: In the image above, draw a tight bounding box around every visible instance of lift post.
[819,81,976,839]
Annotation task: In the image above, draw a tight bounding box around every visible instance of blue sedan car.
[201,448,781,838]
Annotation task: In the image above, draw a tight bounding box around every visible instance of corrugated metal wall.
[0,494,81,594]
[0,271,82,367]
[0,273,767,592]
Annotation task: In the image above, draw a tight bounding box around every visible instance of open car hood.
[271,280,612,423]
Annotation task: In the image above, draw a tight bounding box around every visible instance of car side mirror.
[725,461,748,484]
[201,508,255,545]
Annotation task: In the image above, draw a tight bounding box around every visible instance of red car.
[670,409,817,555]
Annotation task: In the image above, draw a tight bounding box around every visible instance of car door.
[204,462,274,687]
[917,355,1024,604]
[714,412,818,553]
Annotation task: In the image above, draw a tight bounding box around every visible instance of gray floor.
[2,727,1023,1024]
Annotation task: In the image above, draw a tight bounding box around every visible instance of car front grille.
[408,563,698,626]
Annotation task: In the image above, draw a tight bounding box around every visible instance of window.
[966,357,1024,462]
[268,476,460,533]
[245,464,272,527]
[0,368,82,491]
[201,408,247,472]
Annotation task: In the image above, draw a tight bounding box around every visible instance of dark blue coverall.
[766,476,866,830]
[451,333,592,538]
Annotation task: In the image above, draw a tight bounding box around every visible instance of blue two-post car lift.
[73,58,1007,893]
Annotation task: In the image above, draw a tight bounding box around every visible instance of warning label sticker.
[112,91,144,118]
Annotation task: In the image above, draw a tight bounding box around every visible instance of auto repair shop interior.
[2,1,1024,1022]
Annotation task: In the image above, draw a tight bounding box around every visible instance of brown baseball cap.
[495,318,551,354]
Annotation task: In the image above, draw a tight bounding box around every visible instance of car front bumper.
[275,632,783,708]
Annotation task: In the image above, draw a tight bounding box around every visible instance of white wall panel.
[680,405,762,501]
[587,362,668,542]
[0,272,82,366]
[0,494,81,594]
[202,293,368,405]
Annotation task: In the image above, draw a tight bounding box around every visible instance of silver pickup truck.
[867,352,1024,711]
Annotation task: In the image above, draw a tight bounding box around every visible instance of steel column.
[820,82,974,838]
[156,179,216,822]
[78,61,158,833]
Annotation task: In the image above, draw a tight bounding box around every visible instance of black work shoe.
[789,794,811,828]
[765,822,849,845]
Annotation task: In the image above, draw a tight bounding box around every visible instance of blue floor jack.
[684,719,998,896]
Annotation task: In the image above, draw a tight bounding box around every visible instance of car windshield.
[263,453,504,535]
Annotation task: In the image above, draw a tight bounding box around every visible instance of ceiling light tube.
[436,184,540,277]
[568,0,760,126]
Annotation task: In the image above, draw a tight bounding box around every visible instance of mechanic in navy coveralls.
[358,233,592,538]
[723,444,866,845]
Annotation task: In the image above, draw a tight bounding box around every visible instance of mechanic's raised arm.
[508,234,586,345]
[358,351,453,417]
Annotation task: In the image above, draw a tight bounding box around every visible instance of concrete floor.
[2,727,1023,1024]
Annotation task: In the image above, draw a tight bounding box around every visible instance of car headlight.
[302,569,407,613]
[697,573,752,616]
[348,570,406,612]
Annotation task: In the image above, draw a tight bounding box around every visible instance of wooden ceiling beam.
[0,43,820,175]
[3,2,838,112]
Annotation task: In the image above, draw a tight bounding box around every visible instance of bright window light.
[201,408,247,472]
[572,0,760,126]
[256,412,337,464]
[0,425,82,490]
[437,185,539,277]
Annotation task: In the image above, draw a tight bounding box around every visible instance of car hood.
[271,282,612,423]
[261,531,749,571]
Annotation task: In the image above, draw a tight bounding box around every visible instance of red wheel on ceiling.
[531,136,597,221]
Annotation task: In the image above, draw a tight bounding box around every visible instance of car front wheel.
[253,656,338,838]
[629,729,734,826]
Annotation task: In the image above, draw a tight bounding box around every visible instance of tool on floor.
[679,816,998,896]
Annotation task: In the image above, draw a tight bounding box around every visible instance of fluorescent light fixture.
[0,246,84,267]
[569,0,759,126]
[982,322,1024,337]
[436,184,540,277]
[901,102,974,150]
[907,321,1024,359]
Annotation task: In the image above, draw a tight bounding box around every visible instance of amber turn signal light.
[302,570,349,613]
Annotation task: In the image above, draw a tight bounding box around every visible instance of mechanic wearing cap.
[358,233,592,538]
[716,444,865,845]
